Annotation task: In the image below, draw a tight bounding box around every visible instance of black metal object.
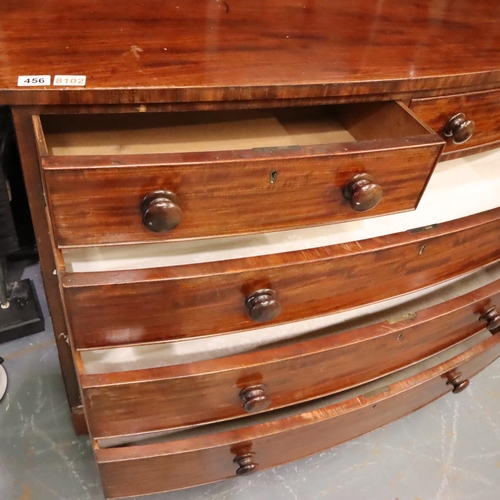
[0,260,44,344]
[0,107,44,344]
[0,120,19,257]
[0,107,35,252]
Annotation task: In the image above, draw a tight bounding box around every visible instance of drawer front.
[44,145,440,246]
[410,88,500,157]
[80,277,500,439]
[95,333,500,498]
[63,207,500,348]
[38,102,443,247]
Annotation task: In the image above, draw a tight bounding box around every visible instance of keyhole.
[269,170,279,184]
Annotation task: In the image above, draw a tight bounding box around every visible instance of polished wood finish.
[64,208,500,348]
[95,334,500,498]
[40,103,443,247]
[80,275,500,438]
[410,88,500,156]
[1,1,500,106]
[43,142,441,246]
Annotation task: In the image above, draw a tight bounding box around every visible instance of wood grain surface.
[63,207,500,348]
[80,278,500,439]
[410,88,500,156]
[1,1,500,105]
[95,333,500,498]
[43,140,442,246]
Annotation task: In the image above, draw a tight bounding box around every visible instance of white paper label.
[53,75,86,86]
[17,75,51,86]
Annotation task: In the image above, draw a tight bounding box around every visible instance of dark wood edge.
[80,276,500,387]
[62,206,500,288]
[31,115,49,157]
[439,140,500,162]
[2,71,500,106]
[410,86,500,105]
[8,81,498,115]
[95,332,500,461]
[11,107,82,413]
[71,405,89,435]
[41,136,443,170]
[412,137,443,209]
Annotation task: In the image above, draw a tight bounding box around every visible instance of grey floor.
[1,262,500,500]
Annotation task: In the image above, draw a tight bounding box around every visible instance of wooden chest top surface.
[1,0,500,105]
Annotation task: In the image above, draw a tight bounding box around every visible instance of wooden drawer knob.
[342,173,383,212]
[233,453,258,476]
[446,371,470,394]
[443,113,475,144]
[245,289,281,323]
[479,306,500,334]
[239,384,271,413]
[141,190,182,233]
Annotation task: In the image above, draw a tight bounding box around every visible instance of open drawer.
[62,207,500,348]
[93,331,500,498]
[36,101,444,246]
[78,263,500,439]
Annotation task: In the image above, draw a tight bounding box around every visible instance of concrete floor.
[1,263,500,500]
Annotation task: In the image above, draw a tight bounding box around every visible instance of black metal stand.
[0,258,45,344]
[0,108,44,345]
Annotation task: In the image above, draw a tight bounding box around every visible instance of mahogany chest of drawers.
[2,0,500,497]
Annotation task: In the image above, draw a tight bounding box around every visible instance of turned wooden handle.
[479,306,500,334]
[141,190,182,233]
[239,384,271,413]
[245,289,281,323]
[446,371,470,394]
[443,113,475,144]
[342,173,383,212]
[233,453,258,476]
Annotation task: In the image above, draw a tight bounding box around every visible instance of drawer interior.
[39,102,432,156]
